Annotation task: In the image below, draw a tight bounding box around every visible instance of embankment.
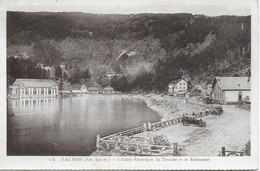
[127,94,204,120]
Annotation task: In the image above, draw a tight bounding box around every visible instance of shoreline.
[125,93,203,121]
[91,94,250,156]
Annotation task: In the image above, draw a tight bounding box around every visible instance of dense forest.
[7,12,251,92]
[7,56,50,85]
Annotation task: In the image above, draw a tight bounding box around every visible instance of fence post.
[173,143,178,156]
[143,123,147,131]
[96,135,100,149]
[115,142,119,150]
[221,147,226,156]
[147,122,151,131]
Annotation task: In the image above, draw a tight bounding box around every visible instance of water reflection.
[7,95,161,156]
[8,98,58,116]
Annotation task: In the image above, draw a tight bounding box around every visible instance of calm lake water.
[7,95,161,156]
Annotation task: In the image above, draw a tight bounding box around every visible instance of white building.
[103,87,114,95]
[168,79,188,95]
[106,71,116,80]
[88,87,99,94]
[80,84,88,93]
[8,79,59,99]
[206,84,213,95]
[211,77,251,103]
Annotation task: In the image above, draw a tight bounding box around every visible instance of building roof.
[103,87,114,91]
[88,87,98,91]
[72,90,87,93]
[213,77,251,90]
[12,79,58,88]
[169,79,187,85]
[80,84,88,90]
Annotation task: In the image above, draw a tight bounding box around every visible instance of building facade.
[88,87,99,94]
[103,87,114,95]
[106,72,116,80]
[168,79,188,95]
[8,79,59,99]
[211,77,251,103]
[80,84,88,93]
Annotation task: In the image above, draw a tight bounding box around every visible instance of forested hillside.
[7,12,251,92]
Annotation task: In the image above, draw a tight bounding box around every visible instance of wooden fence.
[148,108,219,131]
[97,139,178,156]
[148,117,182,131]
[96,102,220,156]
[219,147,246,156]
[96,123,179,156]
[102,125,146,140]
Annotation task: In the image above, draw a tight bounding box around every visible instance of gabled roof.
[12,79,58,88]
[169,79,187,85]
[80,84,88,90]
[213,77,251,90]
[103,87,114,91]
[88,87,98,91]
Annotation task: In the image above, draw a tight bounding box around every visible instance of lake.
[7,95,161,156]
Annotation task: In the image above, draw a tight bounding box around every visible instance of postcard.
[0,0,258,170]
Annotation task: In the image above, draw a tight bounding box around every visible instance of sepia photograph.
[0,0,259,170]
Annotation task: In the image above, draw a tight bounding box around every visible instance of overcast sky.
[5,0,252,16]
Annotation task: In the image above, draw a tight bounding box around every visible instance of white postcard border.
[0,0,259,170]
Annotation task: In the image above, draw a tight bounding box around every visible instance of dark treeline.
[7,12,251,92]
[69,68,91,84]
[7,56,50,85]
[7,12,250,51]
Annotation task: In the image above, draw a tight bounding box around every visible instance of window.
[183,83,185,85]
[180,83,182,85]
[48,88,51,94]
[33,88,36,95]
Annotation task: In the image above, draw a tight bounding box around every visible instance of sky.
[4,0,253,16]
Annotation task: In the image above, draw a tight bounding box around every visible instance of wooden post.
[96,135,100,149]
[173,143,178,156]
[143,123,147,131]
[136,145,139,153]
[147,122,151,131]
[106,143,109,150]
[222,147,226,156]
[115,142,119,150]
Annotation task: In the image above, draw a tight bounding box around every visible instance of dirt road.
[140,105,250,156]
